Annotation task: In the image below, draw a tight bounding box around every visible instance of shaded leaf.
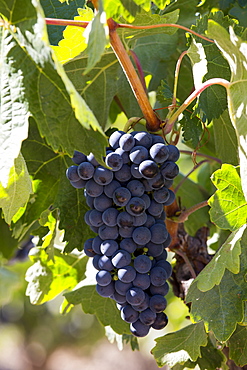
[208,164,247,231]
[186,230,247,341]
[194,224,246,292]
[151,322,207,367]
[228,325,247,367]
[0,218,19,259]
[26,248,88,304]
[213,109,239,165]
[207,21,247,201]
[64,285,130,334]
[40,0,84,45]
[0,153,32,224]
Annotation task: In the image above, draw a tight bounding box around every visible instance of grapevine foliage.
[0,0,247,368]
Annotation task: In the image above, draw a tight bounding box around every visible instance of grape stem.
[180,150,222,164]
[172,200,209,223]
[173,249,197,279]
[163,78,230,134]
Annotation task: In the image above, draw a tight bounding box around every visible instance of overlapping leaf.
[193,224,246,292]
[228,325,247,367]
[186,230,247,341]
[64,284,130,334]
[207,21,247,201]
[151,322,207,367]
[208,164,247,231]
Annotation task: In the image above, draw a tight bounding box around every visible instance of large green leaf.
[193,224,246,292]
[26,248,88,304]
[151,322,207,367]
[64,285,130,335]
[186,229,247,341]
[228,325,247,367]
[0,0,107,187]
[207,21,247,201]
[213,109,239,165]
[0,153,32,224]
[20,119,95,253]
[208,164,247,231]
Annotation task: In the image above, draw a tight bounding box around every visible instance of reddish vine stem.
[174,160,209,194]
[180,150,222,164]
[129,50,148,95]
[107,18,161,131]
[174,200,209,223]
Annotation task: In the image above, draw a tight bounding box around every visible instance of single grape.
[84,210,92,226]
[160,161,179,180]
[66,165,81,182]
[88,209,104,227]
[147,173,165,190]
[133,273,150,290]
[72,150,87,165]
[94,166,114,185]
[105,152,123,171]
[133,212,147,227]
[144,215,156,228]
[77,162,95,180]
[92,236,103,254]
[146,241,164,257]
[150,223,168,244]
[96,281,115,297]
[155,260,172,278]
[134,132,152,148]
[85,194,94,208]
[151,135,165,145]
[134,255,152,273]
[151,312,168,330]
[140,193,151,209]
[114,164,132,182]
[150,266,168,286]
[119,227,134,238]
[115,280,133,295]
[92,254,101,270]
[126,197,146,216]
[139,160,159,179]
[162,189,176,206]
[127,180,145,197]
[149,143,169,163]
[147,200,163,217]
[153,186,170,204]
[113,187,131,207]
[98,225,119,240]
[118,266,136,283]
[94,194,112,212]
[100,239,119,256]
[132,227,151,245]
[117,211,135,229]
[112,250,132,268]
[129,146,149,164]
[112,291,127,304]
[149,282,169,296]
[119,133,135,151]
[130,163,143,178]
[167,144,180,162]
[115,147,130,164]
[130,320,150,337]
[121,305,139,323]
[149,295,167,313]
[132,292,149,312]
[126,287,145,306]
[96,270,112,286]
[102,208,119,227]
[85,179,103,197]
[139,308,156,325]
[84,238,95,257]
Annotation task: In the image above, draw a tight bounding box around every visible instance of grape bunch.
[66,130,180,337]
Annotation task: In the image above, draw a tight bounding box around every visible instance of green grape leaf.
[64,285,130,335]
[172,338,225,370]
[193,224,246,292]
[229,4,247,28]
[20,119,95,253]
[213,109,239,165]
[26,248,88,304]
[228,325,247,367]
[119,9,180,43]
[51,7,94,64]
[208,164,247,231]
[0,218,19,259]
[173,174,210,236]
[84,11,108,74]
[179,112,203,149]
[0,153,32,224]
[187,38,208,89]
[186,230,247,341]
[151,322,207,367]
[0,267,20,305]
[207,21,247,201]
[40,0,84,45]
[0,0,107,187]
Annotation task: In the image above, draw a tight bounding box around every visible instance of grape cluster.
[66,130,180,337]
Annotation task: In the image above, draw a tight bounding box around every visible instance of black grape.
[139,160,159,179]
[77,162,95,180]
[149,295,167,313]
[139,308,156,325]
[102,207,119,227]
[100,239,119,256]
[94,166,113,185]
[66,165,81,182]
[121,305,139,323]
[151,312,168,330]
[134,255,152,273]
[126,287,145,306]
[72,150,87,164]
[149,143,169,163]
[96,270,112,286]
[118,266,137,283]
[130,320,150,337]
[129,146,149,164]
[119,133,135,151]
[105,152,123,171]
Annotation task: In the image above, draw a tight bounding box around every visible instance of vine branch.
[172,200,209,223]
